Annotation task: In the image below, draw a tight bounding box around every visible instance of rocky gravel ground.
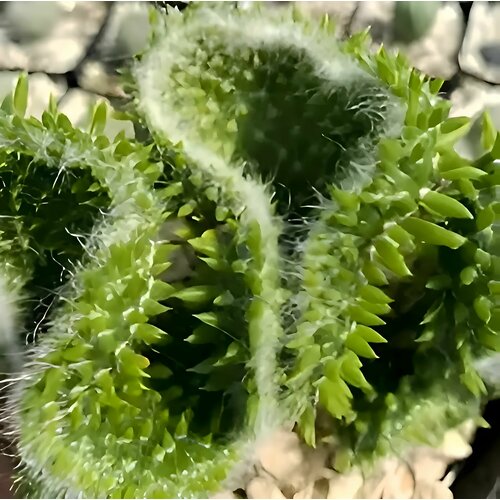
[1,1,500,498]
[211,423,476,499]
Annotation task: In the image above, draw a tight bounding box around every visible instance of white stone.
[246,476,286,499]
[326,469,363,499]
[256,430,305,485]
[4,2,64,41]
[350,1,394,44]
[0,275,22,373]
[413,480,453,499]
[25,73,67,119]
[380,463,414,499]
[97,2,151,60]
[293,482,314,499]
[450,78,500,120]
[0,31,29,69]
[438,428,473,460]
[0,71,66,119]
[351,1,463,79]
[77,60,126,98]
[402,3,464,79]
[1,2,107,73]
[296,2,358,35]
[410,447,448,483]
[459,2,500,84]
[449,78,500,159]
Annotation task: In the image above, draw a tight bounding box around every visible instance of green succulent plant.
[3,2,500,499]
[0,79,153,368]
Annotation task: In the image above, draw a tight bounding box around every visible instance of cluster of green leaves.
[4,3,500,499]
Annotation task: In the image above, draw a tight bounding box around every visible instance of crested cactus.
[3,2,500,499]
[0,77,150,374]
[0,77,153,339]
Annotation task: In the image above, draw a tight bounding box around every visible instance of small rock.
[392,2,441,45]
[256,430,305,486]
[26,74,66,118]
[350,1,393,43]
[77,60,126,98]
[410,447,448,483]
[351,1,463,79]
[459,2,500,84]
[303,445,330,481]
[246,477,286,499]
[381,463,415,499]
[350,1,393,44]
[455,419,477,445]
[438,428,473,461]
[312,477,330,499]
[0,72,20,101]
[58,88,96,126]
[357,474,387,500]
[96,2,151,60]
[413,480,453,499]
[0,2,108,74]
[0,31,29,69]
[296,2,358,35]
[293,482,314,499]
[480,44,500,68]
[210,491,237,499]
[400,3,463,79]
[356,459,399,499]
[441,469,457,489]
[326,469,363,499]
[0,71,66,119]
[449,78,500,159]
[4,2,64,42]
[160,245,195,283]
[450,77,500,120]
[255,431,331,495]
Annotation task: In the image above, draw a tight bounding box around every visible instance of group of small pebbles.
[213,423,475,499]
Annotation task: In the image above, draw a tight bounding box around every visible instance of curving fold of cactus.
[0,80,153,368]
[4,2,500,499]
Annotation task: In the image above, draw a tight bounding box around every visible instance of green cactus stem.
[6,84,282,497]
[0,77,154,345]
[134,2,500,462]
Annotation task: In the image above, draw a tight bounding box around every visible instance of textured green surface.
[5,85,255,497]
[3,3,500,499]
[0,82,111,332]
